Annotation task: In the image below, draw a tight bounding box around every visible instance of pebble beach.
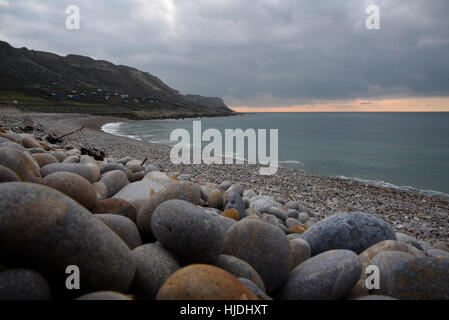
[0,112,448,300]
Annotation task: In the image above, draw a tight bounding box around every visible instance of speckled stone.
[95,214,142,250]
[223,219,292,293]
[93,198,138,223]
[207,189,224,209]
[0,148,41,182]
[41,172,97,210]
[137,181,201,240]
[126,160,144,173]
[0,165,20,182]
[277,250,362,300]
[301,212,396,256]
[0,269,51,300]
[297,212,310,224]
[249,195,281,213]
[218,181,232,191]
[268,207,287,221]
[100,163,134,182]
[32,153,59,168]
[151,200,224,263]
[40,163,97,183]
[0,182,136,295]
[131,243,180,299]
[93,181,108,201]
[215,255,266,292]
[290,239,311,269]
[156,264,258,300]
[387,257,449,300]
[75,291,133,300]
[100,170,129,197]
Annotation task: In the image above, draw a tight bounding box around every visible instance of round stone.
[49,151,67,162]
[286,218,302,228]
[100,163,134,182]
[301,212,396,256]
[79,155,97,165]
[41,172,97,210]
[297,212,310,223]
[350,240,424,297]
[112,180,164,203]
[277,250,362,300]
[224,192,245,217]
[62,155,80,164]
[249,195,281,213]
[156,264,258,300]
[0,269,51,300]
[40,163,97,183]
[215,255,266,292]
[100,170,129,197]
[32,153,59,168]
[0,182,136,295]
[151,200,224,263]
[369,251,415,295]
[137,181,201,240]
[0,148,41,182]
[387,257,449,299]
[243,189,257,199]
[268,207,287,221]
[207,189,224,209]
[126,160,144,173]
[218,181,232,191]
[93,182,108,201]
[131,243,180,299]
[76,291,133,300]
[0,165,20,182]
[395,232,418,243]
[20,135,42,149]
[290,239,311,269]
[143,171,174,186]
[223,218,292,293]
[425,249,449,259]
[95,214,142,250]
[432,241,449,253]
[221,208,240,221]
[92,198,138,223]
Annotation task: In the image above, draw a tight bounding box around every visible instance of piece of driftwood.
[141,158,148,166]
[57,126,85,139]
[39,141,57,151]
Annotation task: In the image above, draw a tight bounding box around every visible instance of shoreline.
[100,117,449,200]
[1,112,448,244]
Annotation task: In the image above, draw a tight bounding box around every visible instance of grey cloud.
[1,0,448,107]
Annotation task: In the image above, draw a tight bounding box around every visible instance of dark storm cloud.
[1,0,448,107]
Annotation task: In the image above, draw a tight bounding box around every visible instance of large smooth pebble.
[223,219,291,293]
[0,148,41,182]
[277,249,362,300]
[301,212,396,256]
[95,214,142,250]
[137,181,201,240]
[112,180,164,203]
[156,264,258,300]
[100,170,129,197]
[0,269,51,300]
[40,163,97,183]
[92,198,138,223]
[41,172,97,209]
[131,243,180,299]
[151,200,224,263]
[0,182,136,295]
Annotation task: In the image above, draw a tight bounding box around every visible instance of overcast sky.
[1,0,449,111]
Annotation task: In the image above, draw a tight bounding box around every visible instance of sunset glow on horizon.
[229,96,449,112]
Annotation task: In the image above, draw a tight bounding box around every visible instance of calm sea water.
[103,112,449,197]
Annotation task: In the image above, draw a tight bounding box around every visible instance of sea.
[102,112,449,197]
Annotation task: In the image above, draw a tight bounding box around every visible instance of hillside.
[0,41,235,119]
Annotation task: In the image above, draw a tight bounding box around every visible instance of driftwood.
[141,158,148,166]
[38,141,57,151]
[57,126,85,139]
[80,147,105,161]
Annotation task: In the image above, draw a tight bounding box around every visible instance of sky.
[1,0,449,111]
